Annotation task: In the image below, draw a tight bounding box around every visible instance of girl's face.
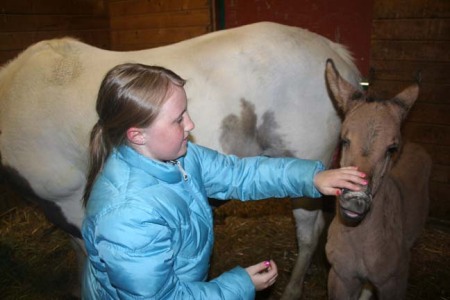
[130,84,195,161]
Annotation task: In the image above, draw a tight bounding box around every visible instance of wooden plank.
[374,0,450,19]
[110,8,211,30]
[408,103,450,126]
[0,0,107,14]
[0,30,110,51]
[110,26,209,50]
[371,40,450,62]
[372,19,450,41]
[0,14,109,32]
[429,181,450,220]
[402,122,450,146]
[370,60,450,84]
[109,0,209,16]
[62,31,111,49]
[0,50,21,67]
[369,80,450,104]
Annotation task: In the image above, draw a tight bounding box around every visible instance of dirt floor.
[1,187,449,300]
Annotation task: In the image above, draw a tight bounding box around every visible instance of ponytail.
[83,121,109,206]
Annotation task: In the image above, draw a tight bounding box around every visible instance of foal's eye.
[387,144,399,155]
[340,138,350,148]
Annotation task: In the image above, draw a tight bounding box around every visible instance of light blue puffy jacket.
[82,142,324,299]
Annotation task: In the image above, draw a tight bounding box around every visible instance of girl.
[82,63,366,299]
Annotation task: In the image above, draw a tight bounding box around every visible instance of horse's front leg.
[281,197,325,300]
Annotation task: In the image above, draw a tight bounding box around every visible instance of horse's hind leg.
[281,197,325,300]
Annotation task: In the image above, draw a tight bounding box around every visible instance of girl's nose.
[185,114,195,131]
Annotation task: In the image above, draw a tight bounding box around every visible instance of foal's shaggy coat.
[324,60,432,300]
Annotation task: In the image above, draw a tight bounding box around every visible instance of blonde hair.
[83,63,186,206]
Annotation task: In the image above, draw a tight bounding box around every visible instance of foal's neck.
[362,175,403,234]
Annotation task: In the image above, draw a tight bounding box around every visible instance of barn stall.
[1,0,449,299]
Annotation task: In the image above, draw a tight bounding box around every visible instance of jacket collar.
[116,145,186,183]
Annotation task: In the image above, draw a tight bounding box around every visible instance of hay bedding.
[1,189,449,300]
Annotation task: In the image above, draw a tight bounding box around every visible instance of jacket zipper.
[170,160,188,181]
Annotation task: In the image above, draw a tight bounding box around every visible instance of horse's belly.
[189,88,340,163]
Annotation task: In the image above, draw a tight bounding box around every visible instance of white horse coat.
[0,22,360,299]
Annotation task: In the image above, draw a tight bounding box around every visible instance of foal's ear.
[391,84,420,121]
[325,59,361,114]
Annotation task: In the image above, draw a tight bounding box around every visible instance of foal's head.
[325,59,419,225]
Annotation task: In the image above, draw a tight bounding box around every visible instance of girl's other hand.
[245,260,278,291]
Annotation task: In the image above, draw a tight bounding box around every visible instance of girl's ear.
[127,127,146,145]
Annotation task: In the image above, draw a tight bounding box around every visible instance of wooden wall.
[0,0,213,66]
[0,0,110,66]
[370,0,450,221]
[108,0,212,51]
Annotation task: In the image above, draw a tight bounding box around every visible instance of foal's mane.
[353,91,409,111]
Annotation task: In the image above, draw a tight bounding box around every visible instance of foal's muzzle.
[338,188,372,225]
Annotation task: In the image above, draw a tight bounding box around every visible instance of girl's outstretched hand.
[314,166,367,196]
[245,260,278,291]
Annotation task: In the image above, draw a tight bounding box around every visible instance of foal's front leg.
[375,262,409,300]
[328,267,361,300]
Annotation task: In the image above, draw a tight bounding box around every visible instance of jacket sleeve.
[90,203,255,300]
[188,143,325,200]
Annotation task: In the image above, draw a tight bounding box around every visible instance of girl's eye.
[176,116,184,124]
